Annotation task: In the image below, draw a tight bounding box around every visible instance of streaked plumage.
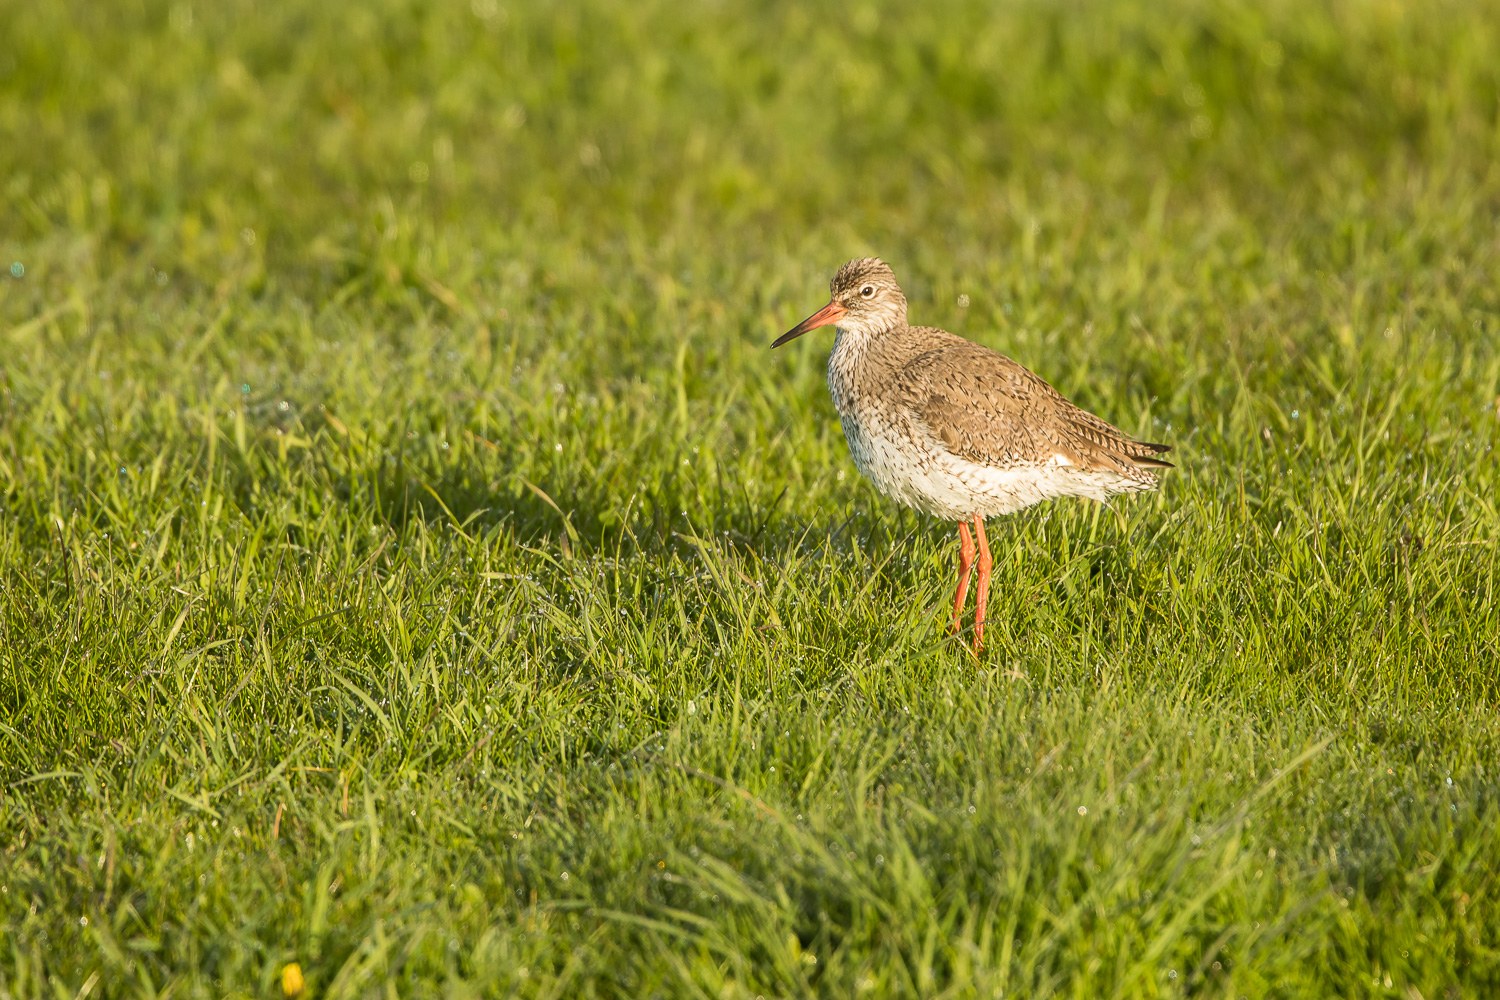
[773,257,1171,651]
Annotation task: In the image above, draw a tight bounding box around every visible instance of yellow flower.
[281,963,305,998]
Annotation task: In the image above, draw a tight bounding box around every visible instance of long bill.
[771,300,846,348]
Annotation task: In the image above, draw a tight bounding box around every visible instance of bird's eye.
[860,284,876,298]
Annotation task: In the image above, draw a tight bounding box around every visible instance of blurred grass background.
[2,0,1499,996]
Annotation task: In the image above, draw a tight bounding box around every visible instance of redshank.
[773,258,1171,652]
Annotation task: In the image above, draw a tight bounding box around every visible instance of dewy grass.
[2,0,1498,996]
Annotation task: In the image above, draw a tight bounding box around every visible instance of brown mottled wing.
[897,340,1172,473]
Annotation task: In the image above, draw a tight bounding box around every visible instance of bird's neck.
[828,321,903,413]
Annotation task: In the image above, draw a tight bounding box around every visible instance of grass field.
[3,0,1500,995]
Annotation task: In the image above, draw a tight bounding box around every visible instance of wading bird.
[773,258,1171,652]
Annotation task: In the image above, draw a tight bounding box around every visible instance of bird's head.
[772,257,908,348]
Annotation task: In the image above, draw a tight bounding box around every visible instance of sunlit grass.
[2,0,1499,996]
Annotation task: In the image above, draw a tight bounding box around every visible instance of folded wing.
[897,337,1172,476]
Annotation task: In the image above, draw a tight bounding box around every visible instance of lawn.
[2,0,1499,996]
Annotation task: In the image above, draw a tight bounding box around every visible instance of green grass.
[2,0,1500,995]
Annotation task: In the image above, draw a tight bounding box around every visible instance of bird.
[772,257,1171,652]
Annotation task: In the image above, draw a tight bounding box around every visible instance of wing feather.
[896,338,1172,474]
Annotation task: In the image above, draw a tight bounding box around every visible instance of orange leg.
[972,514,993,653]
[951,521,976,636]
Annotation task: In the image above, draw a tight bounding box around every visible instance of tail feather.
[1124,440,1173,469]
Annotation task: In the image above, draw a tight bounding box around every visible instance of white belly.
[840,411,1139,522]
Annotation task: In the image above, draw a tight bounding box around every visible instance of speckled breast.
[828,333,949,518]
[836,408,935,512]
